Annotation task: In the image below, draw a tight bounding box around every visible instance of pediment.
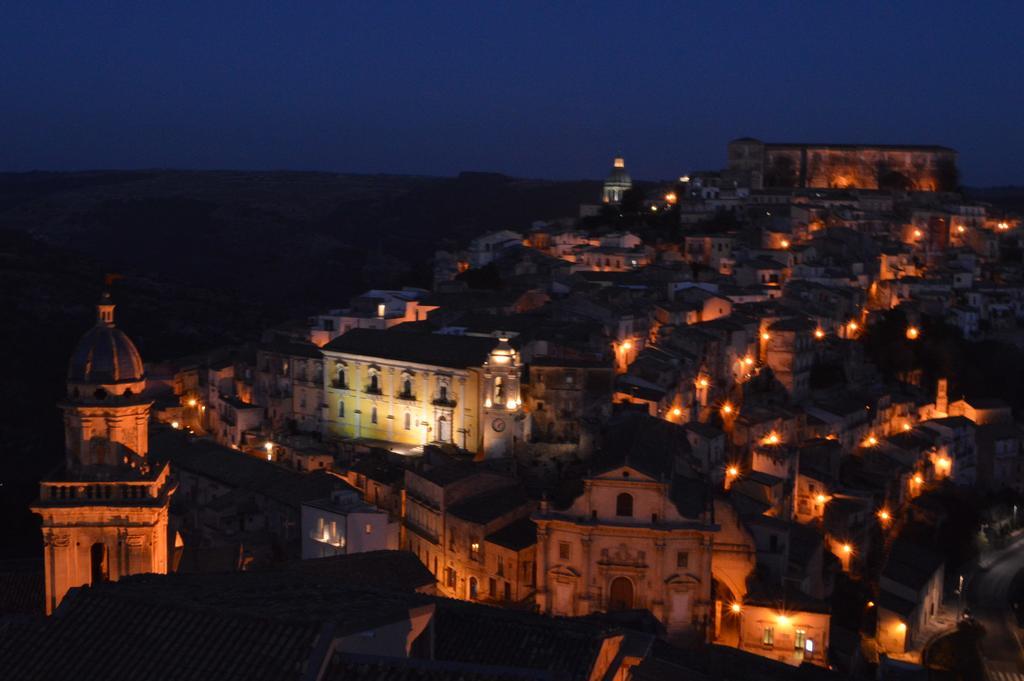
[591,465,657,484]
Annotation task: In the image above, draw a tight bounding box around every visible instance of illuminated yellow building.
[33,294,173,613]
[321,330,526,457]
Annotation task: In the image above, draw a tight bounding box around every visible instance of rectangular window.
[497,559,504,577]
[338,401,345,418]
[489,578,496,598]
[763,626,774,646]
[371,407,378,424]
[558,542,571,560]
[470,541,480,560]
[795,629,806,651]
[446,568,456,588]
[677,551,689,569]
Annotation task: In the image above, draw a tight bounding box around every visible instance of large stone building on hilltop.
[321,330,528,458]
[728,137,958,192]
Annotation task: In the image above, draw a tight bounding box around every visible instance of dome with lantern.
[67,293,146,397]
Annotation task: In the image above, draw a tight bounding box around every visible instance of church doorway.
[90,542,109,584]
[608,577,634,611]
[437,416,451,443]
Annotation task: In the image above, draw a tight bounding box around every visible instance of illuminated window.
[365,524,373,534]
[762,626,774,646]
[470,540,481,560]
[795,629,806,651]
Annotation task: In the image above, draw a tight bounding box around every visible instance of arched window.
[469,577,479,600]
[402,377,413,397]
[369,373,379,392]
[616,493,634,517]
[439,384,448,402]
[494,376,504,402]
[404,413,411,430]
[336,364,347,388]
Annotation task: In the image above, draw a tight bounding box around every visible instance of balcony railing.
[331,380,348,389]
[432,397,457,408]
[396,392,417,402]
[365,386,382,395]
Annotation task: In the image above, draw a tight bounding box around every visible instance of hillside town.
[8,137,1024,681]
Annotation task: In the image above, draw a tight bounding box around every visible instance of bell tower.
[480,337,527,458]
[33,293,173,613]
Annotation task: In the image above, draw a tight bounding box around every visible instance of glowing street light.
[761,331,770,342]
[742,355,754,366]
[814,328,825,340]
[841,543,852,555]
[730,602,742,614]
[763,432,780,446]
[620,340,632,351]
[906,326,920,340]
[726,465,739,478]
[998,221,1010,231]
[863,434,878,447]
[664,192,677,205]
[780,239,790,249]
[815,493,828,504]
[913,473,924,485]
[956,224,966,234]
[903,423,912,431]
[187,398,198,407]
[170,421,180,429]
[847,320,859,334]
[671,407,682,417]
[878,509,891,523]
[913,228,923,239]
[721,402,733,416]
[697,377,709,389]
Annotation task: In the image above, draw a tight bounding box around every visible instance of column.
[535,525,549,611]
[580,533,593,615]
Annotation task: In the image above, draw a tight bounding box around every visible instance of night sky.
[3,2,1022,184]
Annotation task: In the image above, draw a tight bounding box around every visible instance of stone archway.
[608,576,634,611]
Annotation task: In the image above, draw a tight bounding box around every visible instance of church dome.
[605,157,632,187]
[68,294,144,386]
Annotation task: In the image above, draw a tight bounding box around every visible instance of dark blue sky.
[3,2,1022,184]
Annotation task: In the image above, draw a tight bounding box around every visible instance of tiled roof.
[323,653,553,681]
[282,551,435,592]
[882,539,944,592]
[150,426,347,509]
[430,601,606,681]
[486,517,537,551]
[449,487,531,525]
[0,586,324,681]
[323,328,498,369]
[0,560,44,617]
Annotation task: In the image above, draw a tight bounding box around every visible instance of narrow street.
[968,534,1024,681]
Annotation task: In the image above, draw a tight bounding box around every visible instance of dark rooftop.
[323,328,499,369]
